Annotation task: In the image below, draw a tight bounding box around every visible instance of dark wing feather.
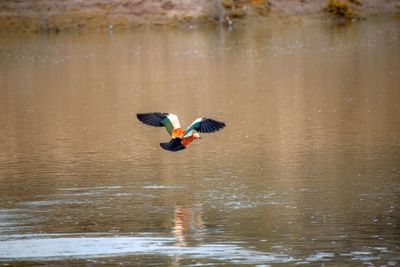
[160,138,186,152]
[137,112,168,127]
[197,118,226,133]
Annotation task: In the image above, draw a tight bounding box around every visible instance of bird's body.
[136,112,225,152]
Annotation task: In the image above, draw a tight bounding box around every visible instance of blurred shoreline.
[0,0,399,33]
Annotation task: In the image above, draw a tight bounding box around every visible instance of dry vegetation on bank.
[0,0,399,33]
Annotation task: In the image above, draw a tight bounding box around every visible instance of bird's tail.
[160,138,186,152]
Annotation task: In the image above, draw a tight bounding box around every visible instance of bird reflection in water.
[172,204,205,247]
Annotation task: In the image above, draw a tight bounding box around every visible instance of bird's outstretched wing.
[183,117,226,138]
[137,112,181,136]
[160,138,186,152]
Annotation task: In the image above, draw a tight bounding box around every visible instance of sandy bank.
[0,0,399,33]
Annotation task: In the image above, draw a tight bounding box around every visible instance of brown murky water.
[0,18,400,266]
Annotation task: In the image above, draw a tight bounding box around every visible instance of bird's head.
[193,132,201,140]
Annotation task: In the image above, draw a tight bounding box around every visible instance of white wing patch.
[183,117,202,138]
[167,113,181,129]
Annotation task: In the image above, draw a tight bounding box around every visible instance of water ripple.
[0,234,295,264]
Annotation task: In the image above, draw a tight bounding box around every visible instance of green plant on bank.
[396,1,400,20]
[220,0,270,20]
[250,0,270,16]
[349,0,362,6]
[222,0,246,19]
[326,0,359,20]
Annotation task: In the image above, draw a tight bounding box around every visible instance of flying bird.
[136,112,225,152]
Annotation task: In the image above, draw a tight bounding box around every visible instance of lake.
[0,17,399,266]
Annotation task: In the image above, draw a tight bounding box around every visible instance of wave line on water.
[0,234,295,264]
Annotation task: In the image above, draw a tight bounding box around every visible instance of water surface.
[0,18,400,266]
